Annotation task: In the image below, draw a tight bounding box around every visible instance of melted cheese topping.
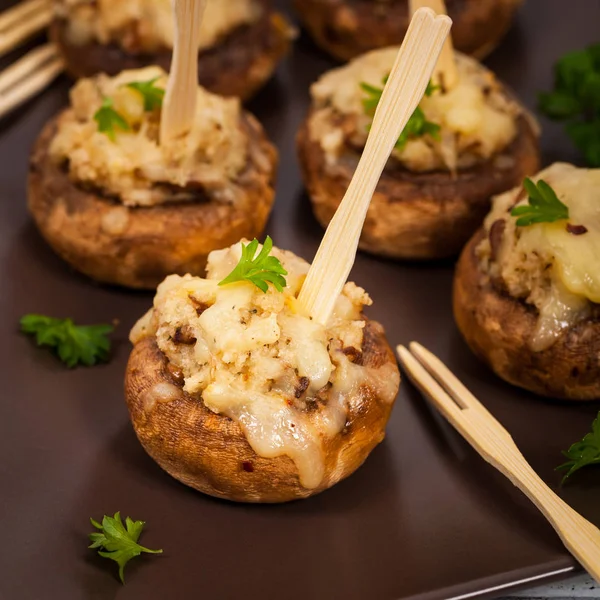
[55,0,262,52]
[49,66,250,207]
[308,49,522,172]
[478,163,600,351]
[131,242,399,488]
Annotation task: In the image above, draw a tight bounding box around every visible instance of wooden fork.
[0,0,52,57]
[0,43,63,118]
[396,341,600,583]
[0,0,64,119]
[297,8,452,324]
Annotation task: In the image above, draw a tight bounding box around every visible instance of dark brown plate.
[1,1,599,598]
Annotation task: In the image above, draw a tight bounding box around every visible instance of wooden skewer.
[0,4,52,59]
[0,43,57,94]
[160,0,206,144]
[0,46,63,120]
[409,0,458,90]
[0,0,48,32]
[296,8,452,325]
[396,342,600,584]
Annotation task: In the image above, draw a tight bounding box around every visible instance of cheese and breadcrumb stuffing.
[54,0,262,53]
[477,163,600,351]
[130,241,399,488]
[309,49,523,172]
[49,66,251,207]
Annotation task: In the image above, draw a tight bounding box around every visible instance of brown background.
[1,1,600,599]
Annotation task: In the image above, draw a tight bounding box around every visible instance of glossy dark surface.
[1,1,599,599]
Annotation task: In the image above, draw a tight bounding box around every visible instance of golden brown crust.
[124,318,399,502]
[50,10,291,102]
[294,0,522,62]
[297,114,540,259]
[453,230,600,401]
[28,114,277,289]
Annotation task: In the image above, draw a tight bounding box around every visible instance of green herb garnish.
[20,314,113,368]
[125,77,165,111]
[556,412,600,483]
[538,43,600,166]
[510,178,570,227]
[94,78,164,139]
[89,512,163,583]
[361,77,441,150]
[93,97,130,141]
[219,236,288,293]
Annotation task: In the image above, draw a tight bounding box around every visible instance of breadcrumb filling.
[477,163,600,351]
[130,242,399,488]
[309,49,523,172]
[54,0,262,53]
[49,66,251,207]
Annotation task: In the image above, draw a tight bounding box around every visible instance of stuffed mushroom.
[51,0,294,102]
[454,163,600,401]
[28,66,277,289]
[297,48,540,259]
[125,239,400,502]
[294,0,522,62]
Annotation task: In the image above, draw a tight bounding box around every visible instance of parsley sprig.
[510,178,570,227]
[93,77,165,140]
[538,43,600,166]
[94,97,130,141]
[219,236,288,293]
[126,77,165,111]
[556,412,600,483]
[20,314,113,368]
[89,512,162,583]
[360,78,441,150]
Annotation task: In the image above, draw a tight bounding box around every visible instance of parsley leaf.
[219,236,288,293]
[556,412,600,483]
[396,106,441,150]
[89,512,162,583]
[510,178,570,227]
[20,314,113,368]
[361,77,440,150]
[125,77,165,111]
[538,43,600,166]
[94,97,130,141]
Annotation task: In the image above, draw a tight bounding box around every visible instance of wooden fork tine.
[397,345,466,425]
[0,0,65,120]
[0,43,57,95]
[0,0,48,32]
[408,341,519,452]
[0,56,63,120]
[0,4,52,59]
[409,341,503,424]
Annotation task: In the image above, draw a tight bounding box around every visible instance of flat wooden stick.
[160,0,206,144]
[0,44,58,94]
[0,6,52,59]
[0,0,48,32]
[410,0,458,90]
[297,8,452,325]
[0,57,63,119]
[397,342,600,584]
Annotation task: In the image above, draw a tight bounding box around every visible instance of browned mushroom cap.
[124,318,399,503]
[293,0,522,62]
[453,230,600,401]
[297,114,540,260]
[27,113,277,289]
[51,9,292,102]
